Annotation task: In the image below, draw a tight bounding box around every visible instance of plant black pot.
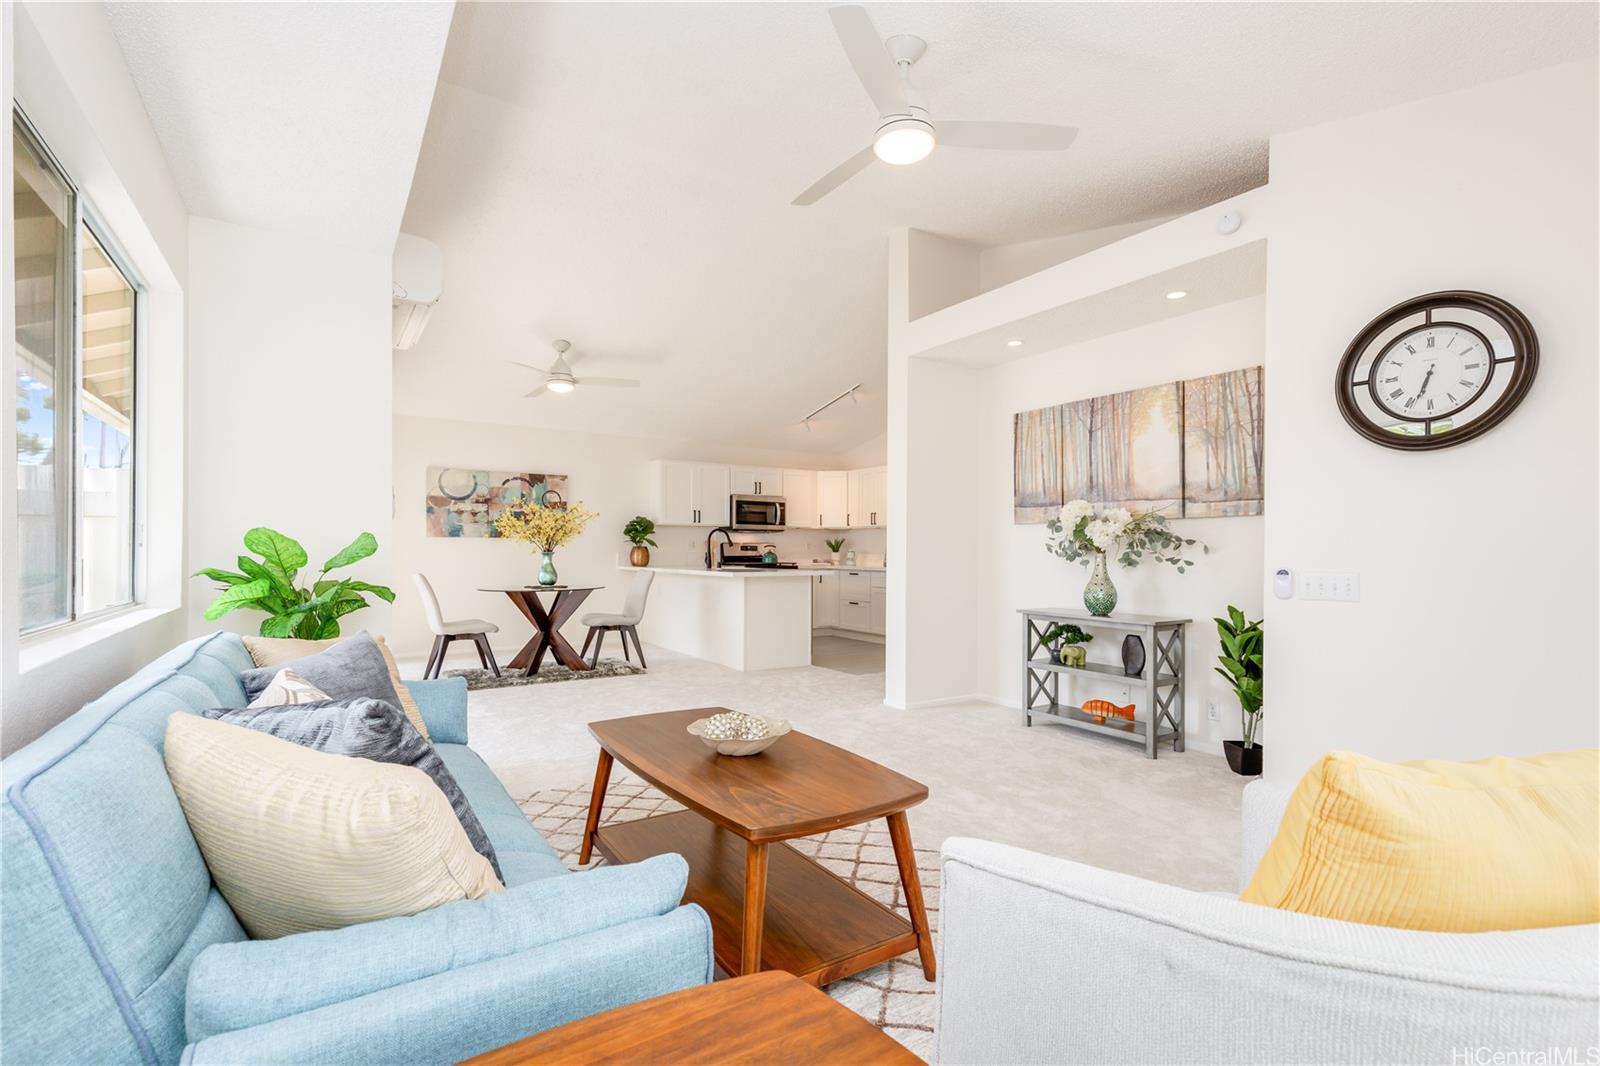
[1224,740,1263,776]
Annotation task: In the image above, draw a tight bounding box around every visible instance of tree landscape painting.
[1013,367,1264,523]
[1182,367,1264,516]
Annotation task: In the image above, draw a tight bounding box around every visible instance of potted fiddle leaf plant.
[194,528,395,639]
[623,515,657,567]
[1041,622,1094,668]
[1215,605,1264,776]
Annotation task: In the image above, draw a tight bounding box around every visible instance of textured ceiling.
[106,1,454,252]
[395,2,1593,454]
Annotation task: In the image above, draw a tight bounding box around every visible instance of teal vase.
[1083,552,1117,617]
[538,551,558,587]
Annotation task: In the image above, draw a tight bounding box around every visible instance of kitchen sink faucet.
[704,527,733,570]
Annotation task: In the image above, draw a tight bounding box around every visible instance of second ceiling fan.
[793,5,1079,206]
[513,339,640,399]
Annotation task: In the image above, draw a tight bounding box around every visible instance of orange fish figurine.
[1081,699,1135,724]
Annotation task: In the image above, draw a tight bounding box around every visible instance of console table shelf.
[1018,608,1190,759]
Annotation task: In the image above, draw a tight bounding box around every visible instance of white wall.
[185,218,393,640]
[975,297,1266,753]
[2,2,191,755]
[1262,60,1599,782]
[392,414,870,659]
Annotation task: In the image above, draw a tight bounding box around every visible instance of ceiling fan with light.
[793,5,1080,206]
[512,339,640,398]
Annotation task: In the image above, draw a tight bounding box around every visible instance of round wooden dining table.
[479,585,604,675]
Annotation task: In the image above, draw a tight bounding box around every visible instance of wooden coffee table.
[462,971,921,1065]
[581,708,935,987]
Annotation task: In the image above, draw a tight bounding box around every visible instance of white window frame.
[13,105,144,637]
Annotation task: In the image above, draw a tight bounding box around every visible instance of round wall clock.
[1334,290,1538,450]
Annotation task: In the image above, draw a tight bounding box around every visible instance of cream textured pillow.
[164,712,501,938]
[242,633,430,739]
[246,668,331,708]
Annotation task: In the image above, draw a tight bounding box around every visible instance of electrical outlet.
[1297,571,1361,602]
[1207,701,1220,723]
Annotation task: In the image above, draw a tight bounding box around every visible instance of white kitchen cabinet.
[810,571,838,628]
[869,571,887,634]
[783,469,818,529]
[817,470,848,528]
[651,461,731,526]
[847,467,887,528]
[862,466,887,528]
[730,466,782,497]
[838,595,870,632]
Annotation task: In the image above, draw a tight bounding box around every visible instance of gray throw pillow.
[200,698,503,882]
[239,632,400,708]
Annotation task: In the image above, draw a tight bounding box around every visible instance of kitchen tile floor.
[811,635,885,675]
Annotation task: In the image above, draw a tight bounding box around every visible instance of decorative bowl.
[686,711,792,756]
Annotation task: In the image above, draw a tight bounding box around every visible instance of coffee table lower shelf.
[593,810,918,987]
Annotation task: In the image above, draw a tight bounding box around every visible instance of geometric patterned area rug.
[518,773,940,1059]
[445,658,643,690]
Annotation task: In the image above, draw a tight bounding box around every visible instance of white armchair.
[935,780,1599,1064]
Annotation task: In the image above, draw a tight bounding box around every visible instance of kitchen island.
[630,566,813,671]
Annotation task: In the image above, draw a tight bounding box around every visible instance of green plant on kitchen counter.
[195,528,395,639]
[825,537,846,552]
[623,515,658,547]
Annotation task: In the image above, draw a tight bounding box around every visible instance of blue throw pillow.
[239,632,400,708]
[200,698,503,882]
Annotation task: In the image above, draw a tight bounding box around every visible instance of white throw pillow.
[164,712,502,939]
[245,668,331,708]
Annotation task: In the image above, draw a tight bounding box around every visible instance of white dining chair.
[579,570,654,668]
[414,573,501,678]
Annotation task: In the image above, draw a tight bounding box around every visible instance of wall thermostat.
[1273,568,1294,599]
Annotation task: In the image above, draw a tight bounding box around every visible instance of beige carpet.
[519,773,940,1058]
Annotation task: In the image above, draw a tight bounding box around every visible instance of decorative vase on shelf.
[538,551,559,587]
[629,544,650,567]
[1083,552,1117,617]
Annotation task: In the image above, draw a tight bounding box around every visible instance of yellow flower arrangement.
[494,502,597,552]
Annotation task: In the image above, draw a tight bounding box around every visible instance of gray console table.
[1018,608,1190,759]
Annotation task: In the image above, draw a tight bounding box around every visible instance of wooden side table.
[462,971,921,1065]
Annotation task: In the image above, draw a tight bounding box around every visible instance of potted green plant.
[194,528,395,638]
[1214,605,1264,776]
[1041,623,1093,667]
[825,537,846,565]
[623,515,658,567]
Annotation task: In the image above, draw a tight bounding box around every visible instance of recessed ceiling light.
[1166,290,1188,300]
[1006,339,1024,347]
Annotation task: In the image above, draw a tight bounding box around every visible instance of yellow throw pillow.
[1242,749,1600,932]
[242,633,430,739]
[164,713,500,939]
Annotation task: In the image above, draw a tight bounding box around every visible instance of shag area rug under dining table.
[517,772,941,1058]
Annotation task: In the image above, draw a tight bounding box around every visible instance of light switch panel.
[1297,571,1361,602]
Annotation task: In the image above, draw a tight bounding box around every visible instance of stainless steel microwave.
[730,494,786,531]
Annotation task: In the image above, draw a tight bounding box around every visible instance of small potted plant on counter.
[623,515,657,567]
[1215,605,1264,776]
[1041,623,1093,668]
[825,537,846,566]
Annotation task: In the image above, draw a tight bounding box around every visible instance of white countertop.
[793,564,887,572]
[626,565,812,579]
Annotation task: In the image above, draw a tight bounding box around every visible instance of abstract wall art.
[425,467,570,538]
[1012,367,1264,523]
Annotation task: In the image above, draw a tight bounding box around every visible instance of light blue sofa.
[1,632,713,1065]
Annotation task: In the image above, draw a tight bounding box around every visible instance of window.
[13,112,139,634]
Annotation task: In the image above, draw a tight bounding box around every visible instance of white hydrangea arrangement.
[1044,499,1207,573]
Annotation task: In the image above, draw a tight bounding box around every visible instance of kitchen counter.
[793,564,887,572]
[639,566,813,578]
[625,566,811,670]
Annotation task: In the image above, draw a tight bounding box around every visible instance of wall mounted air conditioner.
[392,234,443,350]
